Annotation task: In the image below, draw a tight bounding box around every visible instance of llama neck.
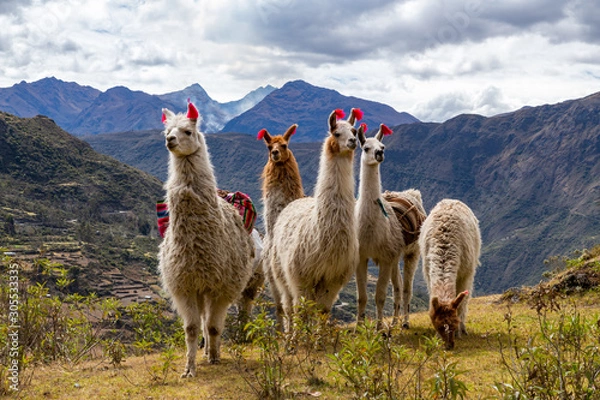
[358,162,382,204]
[314,140,355,225]
[166,149,219,208]
[431,278,458,303]
[429,256,460,303]
[261,154,304,200]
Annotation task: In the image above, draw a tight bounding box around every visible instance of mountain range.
[0,78,418,140]
[0,77,275,135]
[221,80,419,142]
[85,92,600,294]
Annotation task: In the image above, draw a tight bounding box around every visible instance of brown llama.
[258,124,304,328]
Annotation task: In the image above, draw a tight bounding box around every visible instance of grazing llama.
[270,108,363,330]
[355,124,426,329]
[419,199,481,349]
[158,102,254,377]
[258,124,304,327]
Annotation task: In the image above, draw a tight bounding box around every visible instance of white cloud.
[0,0,598,121]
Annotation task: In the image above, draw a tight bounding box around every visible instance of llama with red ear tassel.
[419,199,481,350]
[158,102,254,377]
[355,123,427,331]
[269,108,363,331]
[257,124,304,329]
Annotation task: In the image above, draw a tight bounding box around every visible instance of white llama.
[270,108,363,329]
[419,199,481,349]
[258,124,304,328]
[158,102,254,377]
[355,124,426,329]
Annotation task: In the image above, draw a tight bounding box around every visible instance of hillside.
[0,112,165,303]
[86,92,600,294]
[381,92,600,293]
[220,80,419,141]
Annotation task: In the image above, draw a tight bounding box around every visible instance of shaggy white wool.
[158,107,254,377]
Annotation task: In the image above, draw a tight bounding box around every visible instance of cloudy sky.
[0,0,599,122]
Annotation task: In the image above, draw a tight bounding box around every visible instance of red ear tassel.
[289,125,297,135]
[334,109,345,119]
[187,98,199,119]
[352,108,364,121]
[257,129,267,140]
[381,124,393,136]
[161,113,167,124]
[360,123,368,132]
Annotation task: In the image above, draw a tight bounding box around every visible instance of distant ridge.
[0,77,275,135]
[220,80,419,142]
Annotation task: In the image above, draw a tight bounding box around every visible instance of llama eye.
[364,147,370,152]
[334,133,340,138]
[184,130,192,136]
[281,144,287,150]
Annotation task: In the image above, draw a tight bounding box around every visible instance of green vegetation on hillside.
[0,112,165,301]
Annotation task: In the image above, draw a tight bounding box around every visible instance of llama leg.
[375,263,393,330]
[456,274,474,336]
[204,296,230,364]
[390,260,402,327]
[401,250,418,329]
[266,268,285,331]
[355,257,369,324]
[173,293,202,378]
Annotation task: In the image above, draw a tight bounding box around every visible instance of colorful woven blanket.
[156,190,257,238]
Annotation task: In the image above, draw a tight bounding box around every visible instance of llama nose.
[167,136,176,143]
[348,137,357,149]
[375,150,385,162]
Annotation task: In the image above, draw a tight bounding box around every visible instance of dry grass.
[9,289,598,400]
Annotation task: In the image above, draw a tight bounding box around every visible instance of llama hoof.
[208,358,220,365]
[181,368,196,378]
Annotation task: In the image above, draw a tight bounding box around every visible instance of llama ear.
[357,123,367,147]
[329,109,345,132]
[348,108,363,126]
[451,291,469,309]
[376,124,393,141]
[162,108,175,124]
[258,129,272,143]
[431,297,440,309]
[283,124,298,141]
[187,100,199,120]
